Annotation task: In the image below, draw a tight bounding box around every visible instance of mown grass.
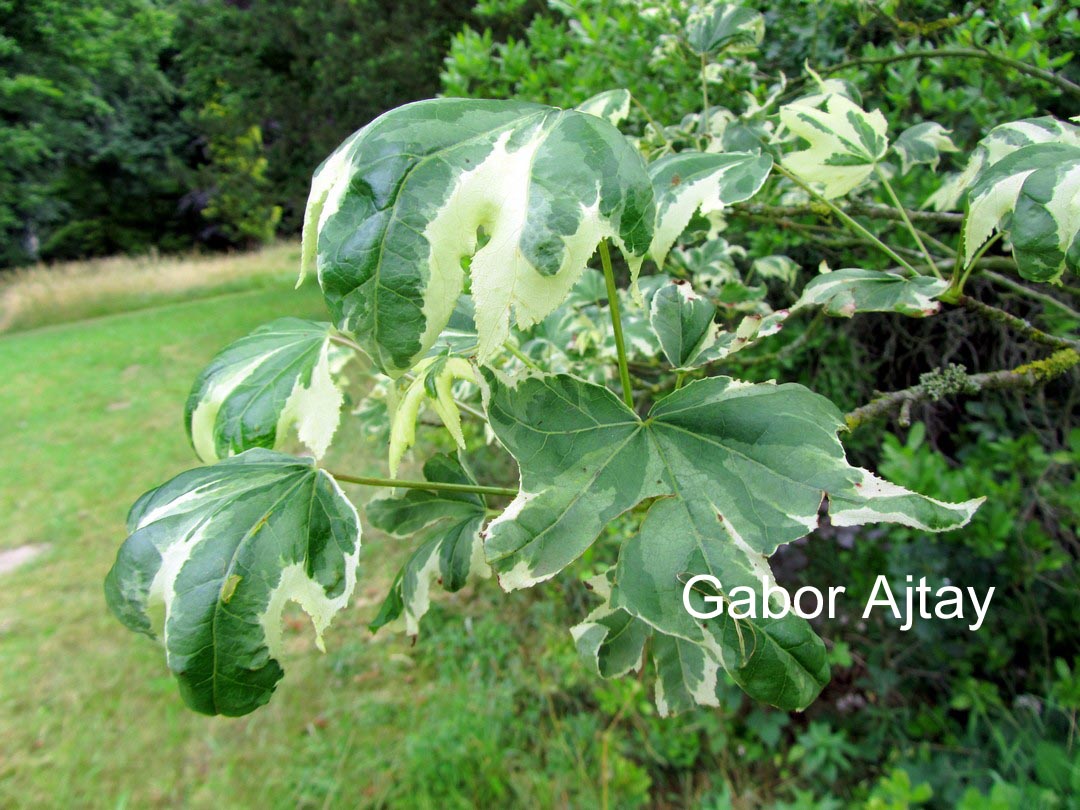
[0,254,638,809]
[0,242,303,333]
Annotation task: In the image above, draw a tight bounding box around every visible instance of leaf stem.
[773,165,919,276]
[329,333,366,354]
[599,240,635,409]
[327,470,516,498]
[699,54,710,143]
[945,233,1001,300]
[504,341,542,371]
[875,166,941,278]
[631,94,670,147]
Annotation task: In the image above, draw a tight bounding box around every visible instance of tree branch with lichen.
[845,350,1080,430]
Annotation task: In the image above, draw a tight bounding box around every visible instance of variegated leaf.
[301,98,654,376]
[780,94,888,199]
[482,371,981,709]
[575,89,632,127]
[104,449,361,716]
[795,268,948,317]
[367,453,489,636]
[750,255,800,286]
[387,355,476,476]
[570,571,651,680]
[649,279,785,368]
[649,151,773,268]
[961,141,1080,282]
[185,318,347,463]
[649,279,718,368]
[685,2,765,56]
[696,310,788,363]
[668,238,745,287]
[936,116,1080,212]
[651,632,725,716]
[892,122,958,174]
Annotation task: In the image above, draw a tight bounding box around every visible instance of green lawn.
[0,283,502,808]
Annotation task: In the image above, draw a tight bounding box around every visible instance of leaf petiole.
[774,164,919,276]
[874,165,942,278]
[599,239,635,409]
[503,341,542,371]
[327,470,516,498]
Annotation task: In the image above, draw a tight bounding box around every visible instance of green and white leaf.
[185,318,348,463]
[367,453,490,636]
[431,295,479,355]
[388,355,476,476]
[481,371,981,709]
[649,279,785,368]
[931,116,1080,212]
[649,279,718,368]
[651,632,726,716]
[575,89,632,127]
[961,142,1080,282]
[104,449,361,716]
[668,238,745,287]
[780,94,889,199]
[684,2,765,56]
[301,98,654,376]
[892,122,958,174]
[649,151,773,268]
[795,268,948,317]
[570,570,651,680]
[750,255,800,286]
[696,310,788,364]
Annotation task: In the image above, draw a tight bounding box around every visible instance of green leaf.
[668,238,745,287]
[482,371,981,709]
[575,89,632,127]
[184,318,347,462]
[962,141,1080,282]
[650,632,726,716]
[892,122,958,174]
[648,279,785,369]
[367,453,489,635]
[696,310,788,364]
[750,255,800,286]
[942,116,1080,210]
[300,98,654,376]
[570,571,651,680]
[104,449,361,716]
[649,279,718,368]
[685,2,765,56]
[780,94,889,199]
[649,151,773,267]
[795,268,948,317]
[387,356,476,476]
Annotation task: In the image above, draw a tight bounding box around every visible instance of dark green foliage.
[175,0,473,233]
[0,0,193,265]
[0,0,474,266]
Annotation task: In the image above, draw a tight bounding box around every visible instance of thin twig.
[734,201,963,226]
[958,295,1080,352]
[876,166,941,277]
[982,271,1080,322]
[793,48,1080,99]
